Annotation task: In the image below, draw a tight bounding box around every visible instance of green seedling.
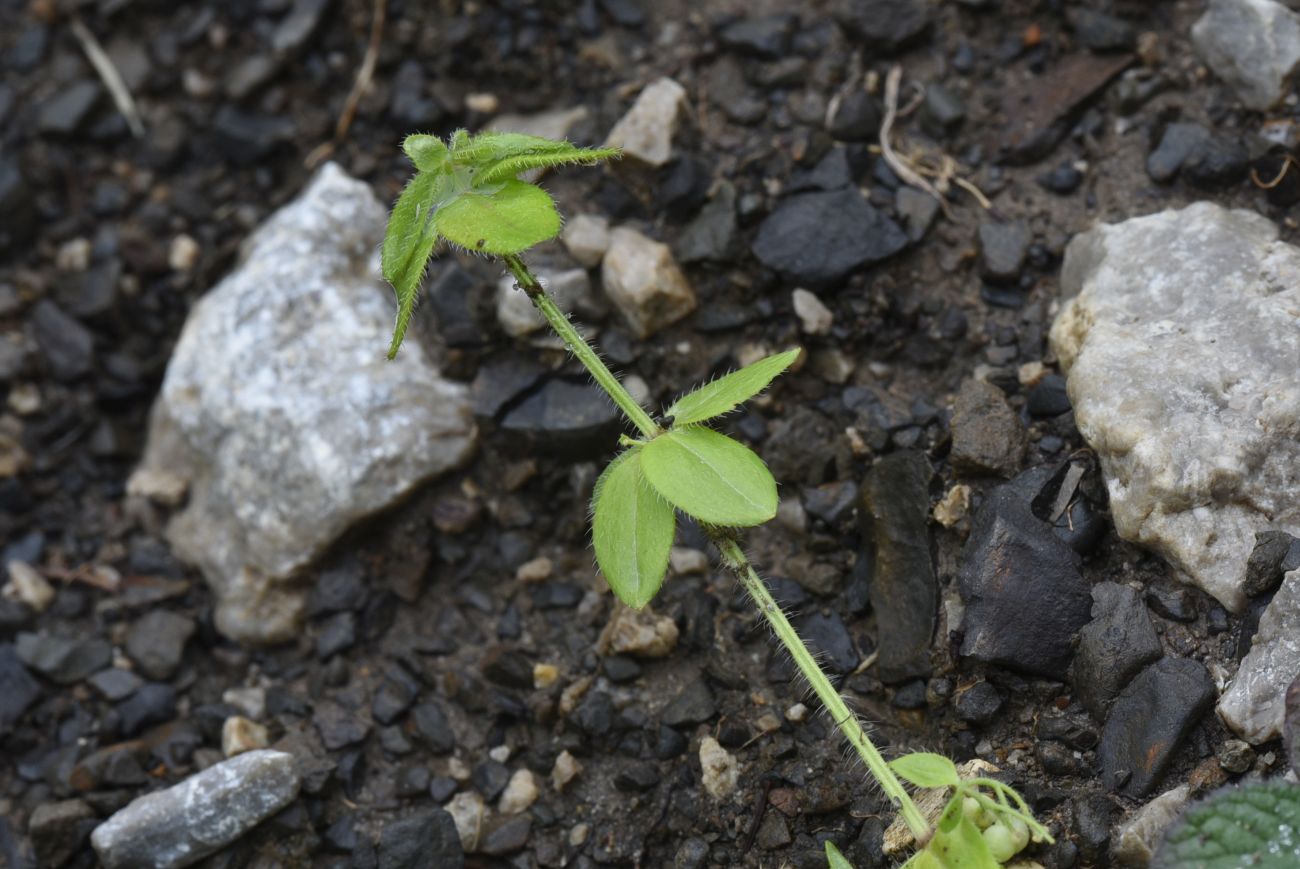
[381,128,1047,866]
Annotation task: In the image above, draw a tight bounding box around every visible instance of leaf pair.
[381,130,620,358]
[593,350,800,609]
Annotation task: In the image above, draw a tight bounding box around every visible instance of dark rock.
[675,181,737,263]
[1030,460,1106,555]
[372,678,417,725]
[1073,582,1163,719]
[224,55,280,100]
[426,264,483,348]
[615,760,661,791]
[500,377,621,454]
[8,25,48,71]
[212,106,295,166]
[803,480,858,526]
[117,683,177,735]
[837,0,930,52]
[599,0,645,27]
[310,562,368,615]
[31,301,93,381]
[313,701,370,751]
[482,815,531,856]
[954,681,1002,726]
[1037,742,1090,776]
[16,632,111,684]
[755,812,792,850]
[411,702,454,753]
[922,84,965,136]
[1146,123,1209,183]
[1073,796,1116,864]
[529,582,584,609]
[717,13,796,59]
[676,837,710,868]
[481,647,533,690]
[29,799,97,868]
[655,723,688,758]
[429,776,458,802]
[1027,375,1071,417]
[0,644,40,735]
[1037,162,1084,194]
[38,81,101,135]
[473,761,511,801]
[323,814,360,852]
[958,468,1091,679]
[980,285,1026,309]
[765,407,839,486]
[978,220,1031,283]
[316,611,357,658]
[88,668,143,702]
[572,690,613,736]
[0,154,35,251]
[998,53,1133,164]
[752,189,907,287]
[827,90,881,142]
[950,379,1027,477]
[1069,9,1136,52]
[661,678,716,726]
[859,451,936,683]
[1145,586,1197,623]
[1243,530,1299,598]
[56,260,120,319]
[788,148,855,193]
[1184,135,1249,188]
[891,679,928,709]
[378,809,463,869]
[1098,657,1214,797]
[1037,712,1100,750]
[657,154,712,220]
[273,0,331,53]
[895,187,941,242]
[1217,739,1255,774]
[125,610,195,680]
[796,611,860,675]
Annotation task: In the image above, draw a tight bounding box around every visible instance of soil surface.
[0,0,1292,867]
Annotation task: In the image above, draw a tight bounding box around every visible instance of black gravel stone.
[31,301,93,382]
[16,632,111,684]
[1037,712,1100,751]
[954,681,1003,726]
[309,562,368,615]
[316,611,358,658]
[411,702,455,754]
[978,220,1031,283]
[957,468,1091,679]
[0,644,40,736]
[372,678,417,725]
[1146,123,1209,183]
[473,761,511,801]
[28,799,97,868]
[481,815,532,856]
[1069,8,1135,52]
[572,690,615,736]
[1243,530,1300,598]
[1184,135,1249,189]
[1145,585,1197,623]
[657,154,712,220]
[0,153,35,252]
[212,106,295,166]
[661,678,717,727]
[827,89,882,142]
[378,810,464,869]
[837,0,930,52]
[717,13,796,59]
[922,84,965,136]
[655,723,688,758]
[1027,375,1071,417]
[1038,162,1084,194]
[602,655,642,683]
[1073,582,1163,719]
[116,683,177,735]
[891,679,928,710]
[796,611,860,675]
[529,582,584,609]
[37,80,101,135]
[859,451,936,683]
[1073,795,1116,864]
[752,189,907,287]
[1098,657,1214,797]
[500,378,621,454]
[481,647,533,690]
[615,760,662,791]
[125,610,195,680]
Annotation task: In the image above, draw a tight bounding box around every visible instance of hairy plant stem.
[505,253,931,844]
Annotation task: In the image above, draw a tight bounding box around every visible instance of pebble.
[37,80,101,135]
[312,700,370,751]
[1038,162,1084,194]
[16,631,112,684]
[950,379,1027,477]
[1146,122,1208,183]
[797,611,860,675]
[1219,569,1300,743]
[827,89,881,142]
[117,683,177,735]
[1243,530,1299,598]
[1069,8,1136,52]
[895,187,940,242]
[601,227,697,338]
[3,561,53,612]
[954,681,1003,727]
[496,267,590,338]
[957,468,1091,679]
[698,736,739,799]
[89,668,144,702]
[1192,0,1300,110]
[605,77,687,167]
[922,84,965,136]
[31,300,93,382]
[125,610,195,680]
[168,234,200,272]
[1112,785,1189,866]
[661,677,717,726]
[411,701,455,754]
[977,220,1032,284]
[90,750,301,869]
[860,451,937,682]
[675,181,738,263]
[482,815,531,856]
[837,0,931,52]
[752,189,907,286]
[1099,657,1214,797]
[378,810,464,869]
[792,289,833,335]
[498,769,539,814]
[445,791,485,852]
[717,13,795,59]
[222,715,270,757]
[29,799,98,868]
[669,547,709,575]
[561,214,610,268]
[1073,582,1163,719]
[600,605,679,658]
[553,750,583,791]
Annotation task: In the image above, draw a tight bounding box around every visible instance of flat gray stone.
[1219,568,1300,743]
[135,164,477,643]
[1051,202,1300,613]
[91,749,301,868]
[1192,0,1300,111]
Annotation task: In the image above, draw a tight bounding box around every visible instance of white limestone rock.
[1113,784,1190,866]
[601,227,696,338]
[496,267,591,338]
[1219,568,1300,743]
[1050,202,1300,613]
[561,214,611,268]
[136,164,477,644]
[604,78,688,167]
[1192,0,1300,111]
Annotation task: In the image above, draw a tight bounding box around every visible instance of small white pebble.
[792,288,833,335]
[569,822,590,846]
[221,716,269,757]
[669,547,709,575]
[56,238,92,271]
[785,703,809,723]
[488,745,511,763]
[3,561,55,613]
[169,234,201,272]
[465,92,499,113]
[498,768,540,815]
[553,750,583,791]
[515,556,552,583]
[533,663,559,689]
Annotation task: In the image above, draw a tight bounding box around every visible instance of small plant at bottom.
[380,128,1050,867]
[1153,779,1300,869]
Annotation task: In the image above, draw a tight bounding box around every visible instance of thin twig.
[306,0,387,168]
[1251,155,1299,190]
[69,15,145,138]
[880,65,950,218]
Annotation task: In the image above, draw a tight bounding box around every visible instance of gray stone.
[31,300,93,381]
[495,267,590,338]
[1219,568,1300,743]
[1073,583,1163,719]
[125,610,196,680]
[136,164,476,643]
[860,451,936,683]
[1112,785,1189,866]
[29,799,98,868]
[601,227,697,338]
[752,189,908,287]
[978,220,1031,283]
[1192,0,1300,111]
[950,379,1027,478]
[91,750,301,868]
[1051,202,1300,613]
[37,80,100,135]
[675,182,738,263]
[379,810,464,869]
[0,644,40,736]
[605,78,687,167]
[16,632,111,684]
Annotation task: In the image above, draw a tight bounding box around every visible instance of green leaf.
[403,134,448,172]
[475,146,622,185]
[450,130,577,165]
[381,170,442,358]
[666,349,801,427]
[434,179,561,255]
[592,449,676,609]
[922,798,999,869]
[825,841,856,869]
[891,753,961,790]
[640,427,777,527]
[1154,780,1300,869]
